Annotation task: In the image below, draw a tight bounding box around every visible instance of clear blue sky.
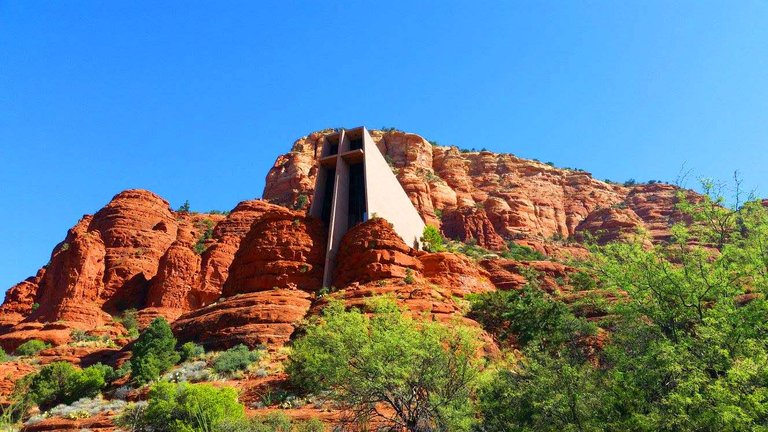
[2,1,767,297]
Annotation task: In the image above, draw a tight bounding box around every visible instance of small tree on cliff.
[421,225,446,252]
[287,297,480,432]
[130,317,180,385]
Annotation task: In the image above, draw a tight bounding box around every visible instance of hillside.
[0,128,706,431]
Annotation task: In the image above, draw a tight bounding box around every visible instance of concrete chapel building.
[309,127,426,288]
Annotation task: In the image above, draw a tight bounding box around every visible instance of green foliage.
[288,297,481,431]
[469,280,596,352]
[500,241,547,261]
[177,200,191,213]
[477,181,768,431]
[1,375,36,425]
[31,302,40,311]
[403,268,415,285]
[623,178,637,186]
[294,194,309,210]
[434,208,443,220]
[0,347,5,363]
[193,219,215,254]
[118,381,245,432]
[420,225,446,252]
[15,339,49,356]
[130,317,180,385]
[27,362,113,411]
[115,308,139,338]
[213,344,262,374]
[179,342,205,362]
[217,412,324,432]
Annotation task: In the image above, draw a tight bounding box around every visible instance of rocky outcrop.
[0,270,42,331]
[575,206,647,245]
[174,209,325,350]
[263,129,687,251]
[198,200,279,304]
[441,206,507,250]
[173,289,312,350]
[333,218,422,288]
[223,210,326,296]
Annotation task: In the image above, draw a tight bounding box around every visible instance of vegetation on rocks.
[212,344,262,375]
[475,185,768,431]
[14,339,49,356]
[288,297,481,432]
[117,381,244,432]
[130,317,181,385]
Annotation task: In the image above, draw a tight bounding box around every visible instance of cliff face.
[263,129,683,249]
[0,128,688,354]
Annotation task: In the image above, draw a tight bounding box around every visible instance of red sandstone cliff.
[0,128,692,354]
[263,129,685,250]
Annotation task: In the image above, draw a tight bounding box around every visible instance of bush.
[118,381,244,432]
[27,362,114,411]
[500,241,546,261]
[217,412,324,432]
[115,309,139,338]
[130,317,180,385]
[213,344,262,374]
[288,297,481,431]
[0,347,6,362]
[420,225,445,252]
[178,341,205,362]
[193,219,215,254]
[15,339,49,356]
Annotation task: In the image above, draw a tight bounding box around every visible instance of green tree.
[119,381,245,432]
[179,341,205,362]
[15,339,49,356]
[213,344,262,374]
[420,225,446,252]
[478,181,768,431]
[288,297,480,432]
[130,317,180,385]
[26,362,113,411]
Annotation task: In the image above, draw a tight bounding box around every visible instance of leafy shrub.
[420,225,445,252]
[403,268,415,285]
[70,329,102,343]
[117,381,244,432]
[15,339,49,356]
[213,344,262,374]
[500,241,546,261]
[0,347,6,362]
[130,317,180,385]
[193,219,215,254]
[217,412,324,432]
[27,362,114,411]
[114,309,139,338]
[178,342,205,362]
[294,194,309,210]
[623,178,637,186]
[468,283,595,351]
[288,297,481,431]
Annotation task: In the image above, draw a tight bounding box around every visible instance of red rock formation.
[173,289,312,350]
[441,206,507,250]
[575,206,647,245]
[223,211,326,296]
[0,270,42,331]
[262,129,689,251]
[333,218,423,288]
[174,210,325,350]
[198,200,280,304]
